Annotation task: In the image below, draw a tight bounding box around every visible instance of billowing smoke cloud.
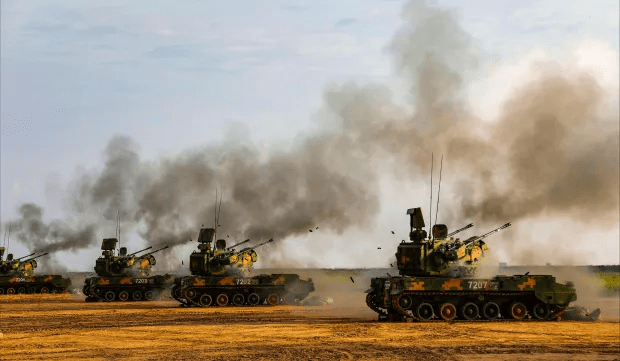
[323,0,619,227]
[461,72,619,224]
[5,0,618,268]
[9,203,95,254]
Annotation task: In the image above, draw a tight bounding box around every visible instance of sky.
[1,0,619,272]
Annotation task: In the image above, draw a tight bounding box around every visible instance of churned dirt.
[0,294,618,361]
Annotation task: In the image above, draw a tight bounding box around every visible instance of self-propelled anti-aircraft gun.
[172,227,315,307]
[0,247,71,294]
[366,207,577,322]
[83,238,175,302]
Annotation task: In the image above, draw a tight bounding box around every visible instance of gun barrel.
[24,252,49,261]
[239,238,274,253]
[447,223,474,238]
[226,239,251,250]
[465,222,511,246]
[141,245,169,256]
[478,222,511,240]
[127,246,153,257]
[16,252,36,261]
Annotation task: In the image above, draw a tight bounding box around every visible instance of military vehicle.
[172,227,315,307]
[0,247,71,294]
[83,238,175,301]
[366,208,577,321]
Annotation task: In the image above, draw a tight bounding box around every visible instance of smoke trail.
[9,203,96,255]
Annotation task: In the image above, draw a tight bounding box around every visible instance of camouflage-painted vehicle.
[0,247,71,294]
[366,208,577,321]
[83,238,174,302]
[172,228,315,307]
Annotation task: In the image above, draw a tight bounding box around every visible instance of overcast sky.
[1,0,618,271]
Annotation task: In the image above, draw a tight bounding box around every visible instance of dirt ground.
[0,294,618,361]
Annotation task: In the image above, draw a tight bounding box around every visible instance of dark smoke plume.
[5,0,618,268]
[10,203,95,254]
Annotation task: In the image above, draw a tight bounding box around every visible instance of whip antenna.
[429,153,434,239]
[214,189,218,239]
[117,210,121,252]
[434,155,443,230]
[217,192,222,228]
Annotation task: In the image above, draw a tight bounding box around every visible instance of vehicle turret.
[0,251,48,276]
[189,227,273,276]
[94,237,169,277]
[396,207,511,277]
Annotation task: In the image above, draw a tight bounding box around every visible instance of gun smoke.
[5,0,618,269]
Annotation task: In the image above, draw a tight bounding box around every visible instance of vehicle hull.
[172,273,315,307]
[83,275,176,301]
[366,274,577,321]
[0,275,71,295]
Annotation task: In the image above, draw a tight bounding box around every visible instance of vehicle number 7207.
[468,281,498,290]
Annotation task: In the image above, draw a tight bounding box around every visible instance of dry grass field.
[0,294,618,361]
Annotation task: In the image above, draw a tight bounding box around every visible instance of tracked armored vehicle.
[172,227,315,307]
[0,247,71,294]
[83,238,174,302]
[366,208,577,321]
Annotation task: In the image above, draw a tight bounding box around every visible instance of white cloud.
[468,39,620,122]
[572,38,619,88]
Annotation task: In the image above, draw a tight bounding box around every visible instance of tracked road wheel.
[460,302,479,320]
[398,295,413,310]
[216,293,229,306]
[17,287,26,294]
[7,288,15,294]
[439,303,457,321]
[118,291,129,301]
[509,302,527,320]
[0,289,4,295]
[247,293,260,306]
[132,291,143,301]
[199,294,212,306]
[532,303,550,319]
[144,291,155,301]
[416,302,434,320]
[104,291,116,301]
[27,287,36,294]
[232,293,245,305]
[184,288,197,300]
[482,302,500,320]
[267,294,280,306]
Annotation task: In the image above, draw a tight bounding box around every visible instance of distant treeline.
[498,264,620,274]
[588,265,620,273]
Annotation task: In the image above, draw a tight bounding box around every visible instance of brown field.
[0,294,618,361]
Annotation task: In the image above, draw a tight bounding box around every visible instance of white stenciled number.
[235,279,258,285]
[15,278,26,282]
[468,281,498,290]
[135,279,148,284]
[468,281,484,289]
